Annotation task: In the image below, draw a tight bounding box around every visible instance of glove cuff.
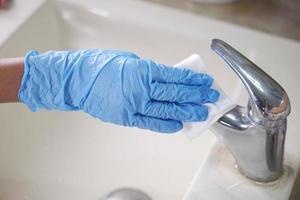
[18,50,78,112]
[18,51,41,111]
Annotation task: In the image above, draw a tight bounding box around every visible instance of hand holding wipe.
[175,54,235,138]
[19,50,219,133]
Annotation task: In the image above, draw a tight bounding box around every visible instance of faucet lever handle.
[211,39,290,125]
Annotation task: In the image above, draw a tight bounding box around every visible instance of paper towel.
[175,54,235,139]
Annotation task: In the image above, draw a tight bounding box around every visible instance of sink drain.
[103,188,151,200]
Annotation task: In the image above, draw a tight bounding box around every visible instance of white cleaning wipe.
[175,54,235,139]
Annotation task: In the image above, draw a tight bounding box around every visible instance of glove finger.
[141,101,208,122]
[149,61,213,86]
[150,82,220,104]
[132,114,183,133]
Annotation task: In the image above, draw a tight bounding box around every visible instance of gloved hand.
[19,50,219,133]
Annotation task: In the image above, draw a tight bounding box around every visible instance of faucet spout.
[210,39,290,182]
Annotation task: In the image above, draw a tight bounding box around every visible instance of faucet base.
[211,106,287,183]
[236,164,284,183]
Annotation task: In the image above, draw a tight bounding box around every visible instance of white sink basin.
[0,0,299,199]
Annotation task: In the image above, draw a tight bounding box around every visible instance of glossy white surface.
[0,0,299,199]
[0,0,46,47]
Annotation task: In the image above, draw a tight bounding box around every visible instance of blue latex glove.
[19,50,219,133]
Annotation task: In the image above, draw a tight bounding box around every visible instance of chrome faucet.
[210,39,291,182]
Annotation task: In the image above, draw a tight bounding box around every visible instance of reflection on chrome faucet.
[210,39,291,182]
